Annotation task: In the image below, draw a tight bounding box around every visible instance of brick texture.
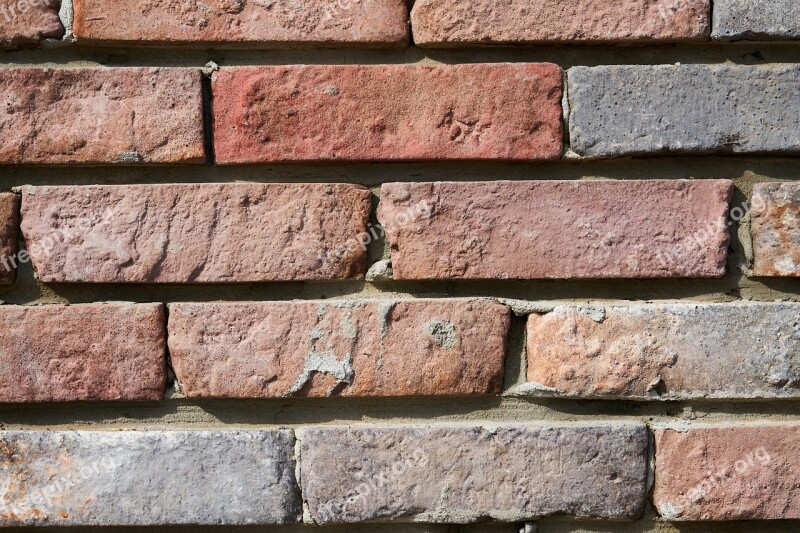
[412,0,710,45]
[751,182,800,277]
[299,424,648,523]
[0,193,19,284]
[212,64,563,163]
[713,0,800,40]
[20,183,372,283]
[568,65,800,157]
[0,303,166,403]
[0,430,301,526]
[653,425,800,520]
[378,180,733,280]
[168,299,510,398]
[524,303,800,400]
[0,68,204,164]
[0,0,63,49]
[73,0,408,46]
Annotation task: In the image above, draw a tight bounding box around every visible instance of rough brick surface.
[653,425,800,520]
[0,193,19,284]
[169,299,510,398]
[378,180,733,280]
[0,0,63,49]
[73,0,408,46]
[412,0,709,45]
[0,430,300,526]
[0,68,204,164]
[20,183,372,283]
[299,424,648,523]
[212,64,563,163]
[713,0,800,40]
[751,183,800,277]
[0,303,166,403]
[524,303,800,400]
[568,65,800,157]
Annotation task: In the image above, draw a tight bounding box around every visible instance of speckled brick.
[212,64,563,163]
[0,193,19,284]
[713,0,800,40]
[523,303,800,400]
[653,425,800,520]
[568,65,800,157]
[299,424,648,523]
[20,183,372,283]
[169,299,510,398]
[0,68,204,164]
[0,430,301,525]
[412,0,709,45]
[0,0,63,49]
[751,182,800,277]
[73,0,408,46]
[0,303,166,403]
[377,180,733,280]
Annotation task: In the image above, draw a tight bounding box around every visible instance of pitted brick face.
[751,183,800,277]
[0,0,63,49]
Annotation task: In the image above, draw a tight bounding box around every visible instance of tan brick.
[0,193,19,284]
[0,0,63,49]
[751,182,800,276]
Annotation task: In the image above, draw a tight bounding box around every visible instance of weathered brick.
[378,180,733,280]
[0,68,204,164]
[751,182,800,277]
[73,0,408,46]
[0,303,166,403]
[713,0,800,40]
[169,299,510,398]
[0,430,300,525]
[653,425,800,520]
[412,0,709,45]
[299,424,648,523]
[0,193,19,284]
[524,303,800,400]
[20,183,371,283]
[0,0,63,49]
[212,64,563,163]
[568,65,800,157]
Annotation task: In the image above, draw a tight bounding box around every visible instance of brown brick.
[212,64,563,163]
[524,303,800,400]
[0,0,63,49]
[0,193,19,284]
[411,0,710,46]
[73,0,408,47]
[20,183,371,283]
[653,425,800,520]
[751,182,800,277]
[378,180,733,280]
[0,303,166,403]
[169,299,509,398]
[0,68,204,164]
[299,424,648,523]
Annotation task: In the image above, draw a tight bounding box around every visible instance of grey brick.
[568,65,800,158]
[0,430,301,526]
[713,0,800,40]
[298,424,648,523]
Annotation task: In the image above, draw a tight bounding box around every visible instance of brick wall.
[1,1,799,532]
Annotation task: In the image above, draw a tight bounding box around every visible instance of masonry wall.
[1,1,800,532]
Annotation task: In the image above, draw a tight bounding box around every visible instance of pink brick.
[169,299,510,398]
[0,0,63,49]
[378,180,733,280]
[0,193,19,284]
[212,64,563,163]
[0,303,166,403]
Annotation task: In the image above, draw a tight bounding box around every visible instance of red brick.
[72,0,408,47]
[378,180,733,280]
[212,64,563,163]
[653,425,800,520]
[0,303,166,403]
[20,183,372,283]
[412,0,710,46]
[0,193,19,284]
[751,182,800,276]
[169,299,510,398]
[0,68,204,165]
[0,0,63,49]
